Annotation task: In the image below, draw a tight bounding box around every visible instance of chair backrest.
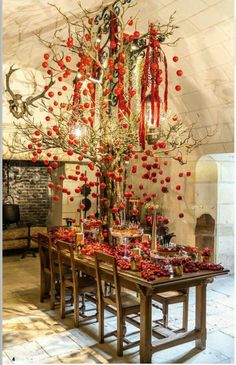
[94,252,121,311]
[38,233,56,277]
[56,240,75,285]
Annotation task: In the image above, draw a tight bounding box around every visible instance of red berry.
[173,56,179,62]
[175,85,181,91]
[176,69,183,76]
[44,53,50,60]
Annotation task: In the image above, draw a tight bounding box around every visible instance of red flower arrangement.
[201,247,212,257]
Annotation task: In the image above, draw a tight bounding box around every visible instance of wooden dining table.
[38,237,229,363]
[71,253,228,363]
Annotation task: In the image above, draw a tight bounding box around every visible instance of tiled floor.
[2,254,235,364]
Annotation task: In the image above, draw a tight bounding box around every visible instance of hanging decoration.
[4,0,214,231]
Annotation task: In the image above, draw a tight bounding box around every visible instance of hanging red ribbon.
[139,24,169,149]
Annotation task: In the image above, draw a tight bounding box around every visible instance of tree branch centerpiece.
[4,0,214,236]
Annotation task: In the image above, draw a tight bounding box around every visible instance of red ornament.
[110,41,116,49]
[128,19,134,26]
[44,53,50,60]
[173,56,179,62]
[42,61,48,68]
[175,85,182,91]
[66,37,73,48]
[50,162,58,170]
[132,165,137,173]
[179,213,184,218]
[133,30,140,39]
[48,183,54,189]
[176,185,181,190]
[178,172,183,177]
[112,207,118,214]
[176,69,183,76]
[53,195,60,202]
[161,186,168,193]
[186,171,191,177]
[165,176,171,183]
[65,55,71,62]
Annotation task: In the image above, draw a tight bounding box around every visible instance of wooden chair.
[38,233,59,309]
[152,288,189,332]
[56,240,97,327]
[95,252,140,356]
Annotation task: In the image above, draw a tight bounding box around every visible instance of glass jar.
[173,265,183,276]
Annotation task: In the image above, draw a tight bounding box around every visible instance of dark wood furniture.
[38,233,52,303]
[75,255,228,363]
[56,240,97,327]
[38,233,59,309]
[95,252,140,356]
[153,288,189,331]
[40,242,229,363]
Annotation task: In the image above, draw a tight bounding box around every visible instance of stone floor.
[2,253,235,364]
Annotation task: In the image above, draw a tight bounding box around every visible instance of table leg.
[195,281,207,350]
[139,286,152,363]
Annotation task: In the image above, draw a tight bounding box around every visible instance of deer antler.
[5,65,20,99]
[5,65,56,119]
[25,75,55,107]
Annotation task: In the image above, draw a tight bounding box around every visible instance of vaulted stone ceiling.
[3,0,234,158]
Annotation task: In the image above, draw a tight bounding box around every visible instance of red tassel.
[155,47,160,127]
[163,52,168,113]
[139,100,146,149]
[139,40,150,149]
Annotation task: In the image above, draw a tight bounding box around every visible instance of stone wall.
[3,160,50,227]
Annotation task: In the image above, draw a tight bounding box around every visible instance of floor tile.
[4,341,48,364]
[36,333,81,357]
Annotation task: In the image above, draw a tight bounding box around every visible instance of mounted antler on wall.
[5,65,55,119]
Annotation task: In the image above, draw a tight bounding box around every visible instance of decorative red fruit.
[175,85,182,91]
[173,56,179,62]
[110,41,116,49]
[176,69,183,76]
[65,55,71,62]
[53,195,60,202]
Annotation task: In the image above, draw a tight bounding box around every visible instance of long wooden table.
[73,254,228,363]
[40,238,229,363]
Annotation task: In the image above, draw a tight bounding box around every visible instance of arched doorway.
[195,153,234,274]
